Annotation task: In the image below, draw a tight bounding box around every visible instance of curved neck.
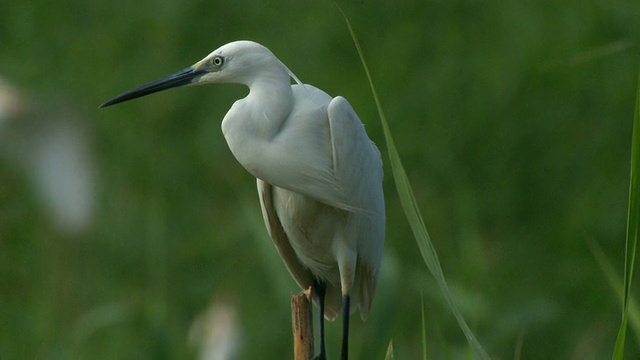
[222,68,294,148]
[244,71,294,135]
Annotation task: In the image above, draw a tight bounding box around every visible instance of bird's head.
[100,40,292,108]
[193,41,290,86]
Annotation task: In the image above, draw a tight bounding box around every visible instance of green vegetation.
[340,6,487,356]
[1,1,639,359]
[612,67,640,359]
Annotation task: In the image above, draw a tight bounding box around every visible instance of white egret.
[101,40,385,360]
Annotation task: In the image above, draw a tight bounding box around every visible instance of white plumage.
[101,40,385,360]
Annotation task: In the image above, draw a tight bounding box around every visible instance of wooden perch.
[291,287,313,360]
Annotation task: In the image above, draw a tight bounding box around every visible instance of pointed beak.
[100,66,207,108]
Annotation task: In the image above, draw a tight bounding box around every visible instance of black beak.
[100,67,206,108]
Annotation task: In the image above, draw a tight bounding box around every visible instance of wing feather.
[253,91,384,320]
[327,96,385,319]
[257,179,314,290]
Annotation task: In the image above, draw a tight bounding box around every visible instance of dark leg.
[313,279,327,360]
[341,295,350,360]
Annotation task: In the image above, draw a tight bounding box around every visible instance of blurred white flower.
[0,77,96,235]
[188,296,241,360]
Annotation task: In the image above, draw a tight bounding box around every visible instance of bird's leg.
[340,295,350,360]
[313,279,327,360]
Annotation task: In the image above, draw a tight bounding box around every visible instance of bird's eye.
[211,56,224,67]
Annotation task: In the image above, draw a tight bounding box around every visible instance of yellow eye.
[211,56,224,67]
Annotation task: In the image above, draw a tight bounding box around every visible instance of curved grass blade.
[588,240,640,345]
[422,291,428,360]
[334,4,489,359]
[612,66,640,360]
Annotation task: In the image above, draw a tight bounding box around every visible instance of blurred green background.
[1,0,639,359]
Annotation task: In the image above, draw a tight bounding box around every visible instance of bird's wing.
[327,96,385,319]
[326,96,384,212]
[257,179,314,290]
[276,87,382,214]
[240,85,364,212]
[254,94,384,319]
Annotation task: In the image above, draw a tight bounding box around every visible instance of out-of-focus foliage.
[1,1,639,359]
